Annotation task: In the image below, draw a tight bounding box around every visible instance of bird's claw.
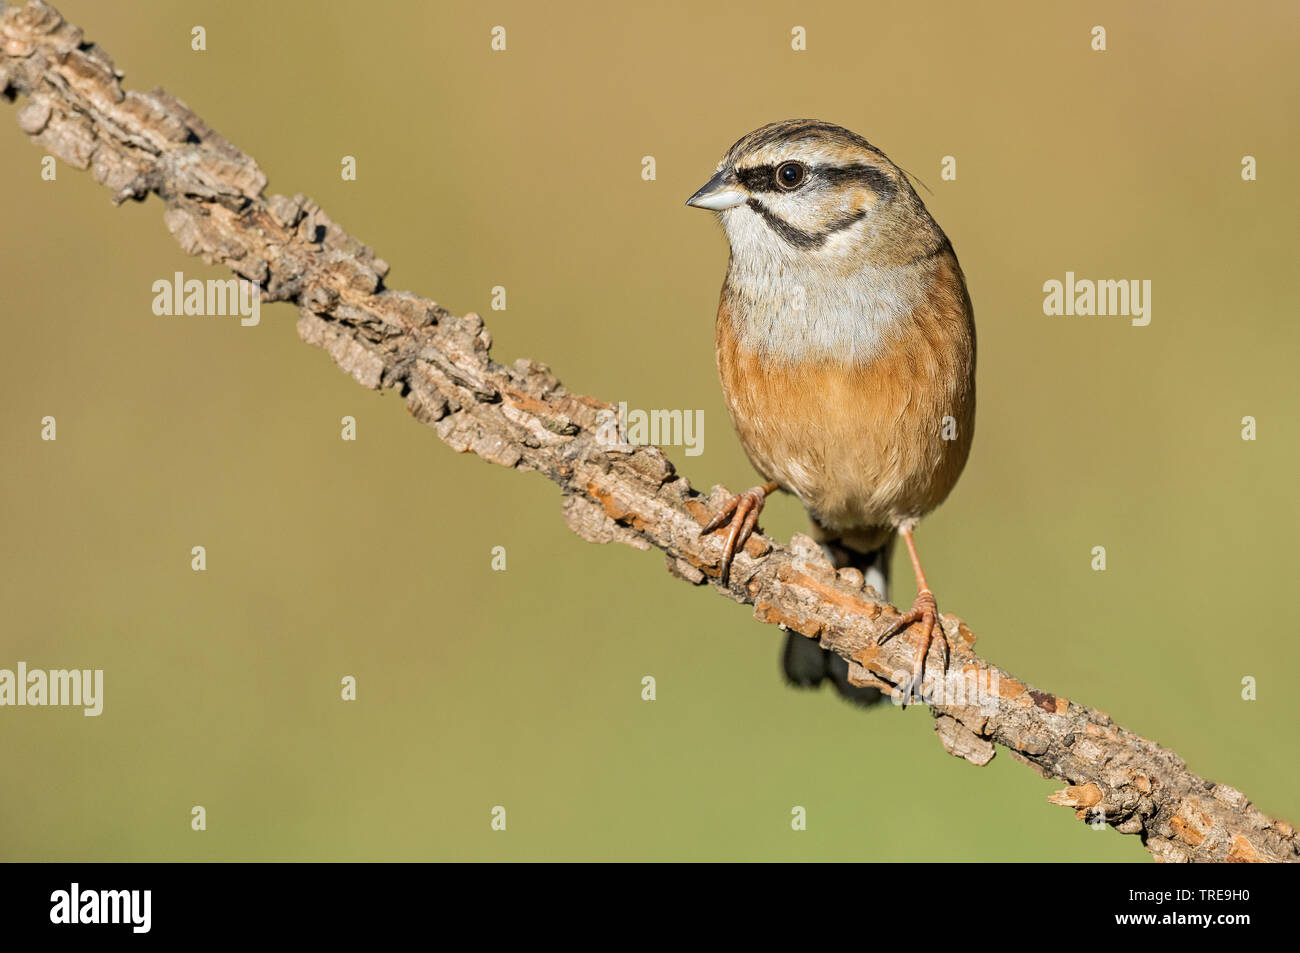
[876,589,948,708]
[703,485,769,585]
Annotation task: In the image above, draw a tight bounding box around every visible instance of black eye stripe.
[817,164,895,198]
[734,163,894,198]
[735,166,776,192]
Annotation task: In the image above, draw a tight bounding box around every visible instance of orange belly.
[715,256,975,548]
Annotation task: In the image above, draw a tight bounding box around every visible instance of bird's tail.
[781,535,894,706]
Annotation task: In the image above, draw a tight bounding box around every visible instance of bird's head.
[686,120,944,273]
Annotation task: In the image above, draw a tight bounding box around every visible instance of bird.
[685,119,975,705]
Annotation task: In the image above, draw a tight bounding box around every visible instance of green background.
[1,0,1296,861]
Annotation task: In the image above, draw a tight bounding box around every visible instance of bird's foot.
[703,484,773,585]
[876,588,948,708]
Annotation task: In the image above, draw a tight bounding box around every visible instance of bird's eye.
[776,161,806,190]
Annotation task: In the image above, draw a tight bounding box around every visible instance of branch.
[3,0,1293,862]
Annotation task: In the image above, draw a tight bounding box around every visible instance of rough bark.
[2,0,1294,862]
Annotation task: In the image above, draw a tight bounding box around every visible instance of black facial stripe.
[816,164,895,199]
[736,165,777,193]
[735,162,894,198]
[745,198,868,250]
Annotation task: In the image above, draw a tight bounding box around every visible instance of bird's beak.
[685,170,747,211]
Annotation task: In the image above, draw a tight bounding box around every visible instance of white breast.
[721,208,925,365]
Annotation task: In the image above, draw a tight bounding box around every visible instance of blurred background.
[1,0,1296,861]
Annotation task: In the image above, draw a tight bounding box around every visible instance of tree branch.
[2,0,1293,862]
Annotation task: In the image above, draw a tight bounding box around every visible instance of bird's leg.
[876,526,949,707]
[703,480,779,584]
